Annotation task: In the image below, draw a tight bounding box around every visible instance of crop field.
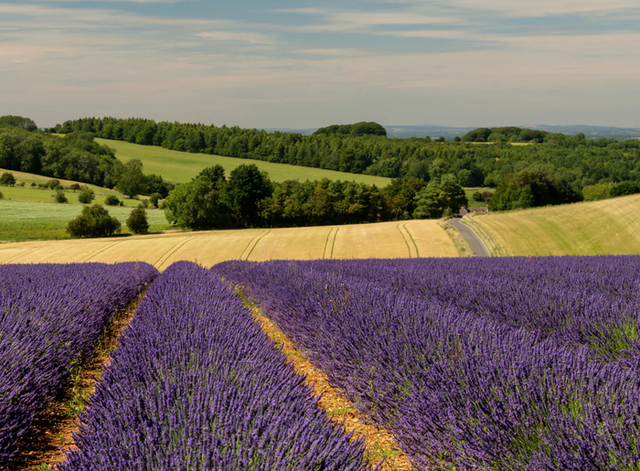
[472,194,640,255]
[0,262,158,467]
[215,256,640,469]
[96,138,393,186]
[5,256,640,469]
[0,200,171,242]
[0,220,457,268]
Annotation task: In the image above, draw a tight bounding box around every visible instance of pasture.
[96,138,393,186]
[0,220,458,270]
[472,194,640,255]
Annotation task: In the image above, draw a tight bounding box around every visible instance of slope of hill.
[0,220,458,269]
[471,194,640,256]
[95,139,392,186]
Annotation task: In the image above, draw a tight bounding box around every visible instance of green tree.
[149,192,163,208]
[0,172,16,186]
[67,204,121,238]
[164,177,231,230]
[78,188,95,204]
[115,159,146,198]
[127,205,149,234]
[413,174,467,218]
[105,195,122,206]
[54,190,68,203]
[224,164,272,226]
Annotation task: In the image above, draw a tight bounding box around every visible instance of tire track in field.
[322,227,336,259]
[2,246,43,264]
[244,230,271,261]
[396,224,414,258]
[239,230,266,260]
[402,223,420,258]
[329,227,339,259]
[154,237,195,270]
[80,240,124,263]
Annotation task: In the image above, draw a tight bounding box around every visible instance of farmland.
[0,220,458,269]
[95,138,392,186]
[470,193,640,256]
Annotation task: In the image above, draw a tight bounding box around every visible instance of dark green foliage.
[164,176,231,230]
[0,191,3,200]
[314,121,387,137]
[148,192,163,208]
[126,205,149,234]
[66,204,121,238]
[0,115,37,131]
[489,168,582,211]
[54,190,68,204]
[46,179,63,190]
[69,183,81,192]
[115,159,145,198]
[413,175,468,219]
[78,188,95,204]
[104,195,122,206]
[197,165,226,184]
[610,181,640,197]
[225,164,273,226]
[0,172,16,186]
[462,127,547,143]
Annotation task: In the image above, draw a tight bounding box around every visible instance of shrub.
[47,179,63,190]
[30,182,37,188]
[149,192,163,208]
[105,195,122,206]
[69,183,81,192]
[67,205,121,238]
[126,205,149,234]
[0,172,16,186]
[0,191,3,199]
[78,188,95,204]
[16,182,25,188]
[54,190,68,203]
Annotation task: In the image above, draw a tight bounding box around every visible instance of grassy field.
[96,139,392,186]
[464,187,493,207]
[0,200,170,242]
[0,220,458,269]
[472,194,640,255]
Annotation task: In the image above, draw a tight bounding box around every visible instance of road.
[448,218,491,257]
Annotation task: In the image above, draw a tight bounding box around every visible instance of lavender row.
[213,258,640,469]
[217,256,640,358]
[0,262,158,467]
[60,262,372,471]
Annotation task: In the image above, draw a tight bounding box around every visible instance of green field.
[96,139,392,186]
[472,194,640,256]
[0,200,170,242]
[464,187,493,207]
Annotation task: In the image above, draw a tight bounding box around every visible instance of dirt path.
[251,307,415,470]
[8,291,147,471]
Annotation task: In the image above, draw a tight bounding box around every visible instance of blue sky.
[1,0,639,128]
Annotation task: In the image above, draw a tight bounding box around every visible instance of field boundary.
[244,300,414,470]
[438,220,473,257]
[8,290,147,470]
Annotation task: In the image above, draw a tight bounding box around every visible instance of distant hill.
[264,125,640,140]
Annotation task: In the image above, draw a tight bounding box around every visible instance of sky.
[1,0,639,129]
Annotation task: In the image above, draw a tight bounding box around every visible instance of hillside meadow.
[95,138,393,186]
[0,220,458,270]
[471,194,640,256]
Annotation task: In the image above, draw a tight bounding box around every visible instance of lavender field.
[213,256,640,470]
[0,262,158,467]
[60,262,372,471]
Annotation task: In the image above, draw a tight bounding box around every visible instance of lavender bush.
[0,262,158,467]
[213,257,640,470]
[60,262,373,471]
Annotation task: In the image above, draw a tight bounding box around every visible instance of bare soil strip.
[251,307,415,471]
[9,290,147,471]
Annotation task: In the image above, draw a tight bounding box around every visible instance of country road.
[448,218,491,257]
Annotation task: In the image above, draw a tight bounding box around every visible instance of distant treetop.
[462,127,548,143]
[313,122,387,138]
[0,115,37,131]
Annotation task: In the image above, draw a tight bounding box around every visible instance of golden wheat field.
[0,220,458,270]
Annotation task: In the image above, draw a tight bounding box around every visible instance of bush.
[0,191,3,199]
[67,205,121,238]
[610,181,640,198]
[126,205,149,234]
[54,190,68,203]
[0,172,16,186]
[30,182,37,188]
[69,183,81,192]
[105,195,122,206]
[16,182,25,187]
[149,192,163,208]
[78,188,95,204]
[47,179,63,190]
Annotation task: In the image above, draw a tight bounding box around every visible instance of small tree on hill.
[126,205,149,234]
[105,195,122,206]
[54,190,68,203]
[78,188,95,204]
[149,192,163,208]
[0,191,4,199]
[67,205,121,238]
[69,183,81,192]
[0,172,16,186]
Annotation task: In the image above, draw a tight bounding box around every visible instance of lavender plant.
[0,262,158,467]
[60,262,373,471]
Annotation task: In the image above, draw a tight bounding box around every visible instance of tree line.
[55,118,640,196]
[0,119,174,198]
[164,164,468,230]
